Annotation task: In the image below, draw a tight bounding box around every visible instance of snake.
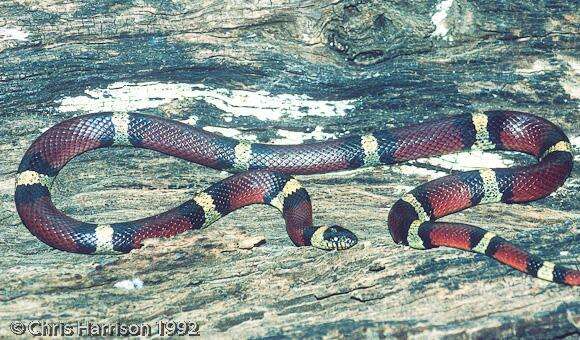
[15,110,578,286]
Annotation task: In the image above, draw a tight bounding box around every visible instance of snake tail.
[387,112,576,285]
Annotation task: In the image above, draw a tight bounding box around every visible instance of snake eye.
[329,224,341,232]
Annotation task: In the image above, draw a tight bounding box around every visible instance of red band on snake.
[15,110,578,285]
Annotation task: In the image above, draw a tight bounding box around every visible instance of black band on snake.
[15,110,578,285]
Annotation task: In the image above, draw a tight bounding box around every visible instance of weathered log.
[0,0,578,338]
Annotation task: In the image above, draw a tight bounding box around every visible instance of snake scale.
[15,110,578,285]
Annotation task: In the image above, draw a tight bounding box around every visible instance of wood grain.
[0,0,578,338]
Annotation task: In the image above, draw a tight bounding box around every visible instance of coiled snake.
[15,110,578,285]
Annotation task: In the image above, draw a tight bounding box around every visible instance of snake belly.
[15,110,578,285]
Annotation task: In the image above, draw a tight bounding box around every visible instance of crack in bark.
[315,283,378,300]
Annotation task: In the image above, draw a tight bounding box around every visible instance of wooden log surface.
[0,0,578,338]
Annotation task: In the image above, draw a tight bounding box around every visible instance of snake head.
[310,225,358,251]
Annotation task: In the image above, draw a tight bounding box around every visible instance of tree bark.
[0,0,578,338]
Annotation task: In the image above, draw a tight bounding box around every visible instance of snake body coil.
[15,110,578,285]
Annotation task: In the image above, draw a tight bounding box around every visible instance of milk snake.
[15,110,578,285]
